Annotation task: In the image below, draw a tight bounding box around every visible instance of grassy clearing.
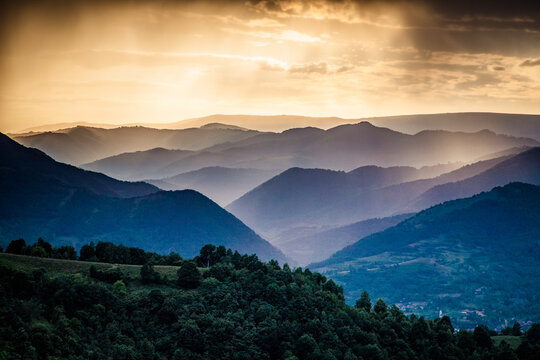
[491,336,522,349]
[0,253,181,279]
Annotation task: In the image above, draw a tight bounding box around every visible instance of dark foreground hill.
[0,133,285,262]
[1,247,538,360]
[311,182,540,329]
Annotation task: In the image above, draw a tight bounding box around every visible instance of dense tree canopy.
[0,243,538,359]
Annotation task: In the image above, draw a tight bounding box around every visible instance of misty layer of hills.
[16,118,534,213]
[0,133,285,262]
[310,182,540,328]
[227,148,540,242]
[3,112,540,327]
[13,124,260,165]
[367,112,540,141]
[146,167,280,206]
[18,120,537,177]
[154,123,536,174]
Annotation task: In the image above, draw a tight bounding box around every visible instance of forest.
[1,239,539,360]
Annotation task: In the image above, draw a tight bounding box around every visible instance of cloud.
[57,49,288,70]
[223,27,322,43]
[454,72,500,91]
[289,62,328,74]
[336,65,354,73]
[246,1,540,31]
[520,58,540,67]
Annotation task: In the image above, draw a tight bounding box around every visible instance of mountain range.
[227,165,452,237]
[3,112,540,329]
[367,112,540,141]
[13,124,260,165]
[228,148,540,245]
[411,147,540,210]
[0,133,285,262]
[68,122,539,184]
[183,123,537,171]
[13,113,540,140]
[310,182,540,328]
[81,148,196,180]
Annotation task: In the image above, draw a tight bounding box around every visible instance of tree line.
[1,242,539,359]
[3,238,182,265]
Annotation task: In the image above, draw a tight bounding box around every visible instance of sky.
[0,0,539,132]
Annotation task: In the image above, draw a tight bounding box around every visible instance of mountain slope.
[227,165,430,237]
[226,156,511,239]
[13,125,260,165]
[0,133,157,198]
[0,133,285,262]
[146,167,279,206]
[82,148,195,180]
[311,182,540,328]
[412,147,540,210]
[274,214,413,266]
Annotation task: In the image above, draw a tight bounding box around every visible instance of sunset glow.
[0,0,539,132]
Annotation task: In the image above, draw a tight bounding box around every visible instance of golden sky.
[1,0,539,132]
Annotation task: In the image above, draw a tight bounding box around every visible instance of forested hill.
[0,132,157,198]
[0,132,285,262]
[1,245,539,360]
[311,182,540,329]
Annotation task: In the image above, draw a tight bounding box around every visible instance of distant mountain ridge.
[226,150,539,240]
[227,165,435,237]
[13,125,261,165]
[12,113,540,140]
[15,119,538,175]
[411,147,540,211]
[82,148,196,180]
[367,112,540,141]
[0,133,286,262]
[151,123,538,179]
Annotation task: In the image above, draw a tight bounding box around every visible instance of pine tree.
[356,291,371,312]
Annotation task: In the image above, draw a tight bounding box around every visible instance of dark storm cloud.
[422,1,540,29]
[246,0,540,27]
[243,1,540,57]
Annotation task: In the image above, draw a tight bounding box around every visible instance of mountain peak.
[199,123,249,131]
